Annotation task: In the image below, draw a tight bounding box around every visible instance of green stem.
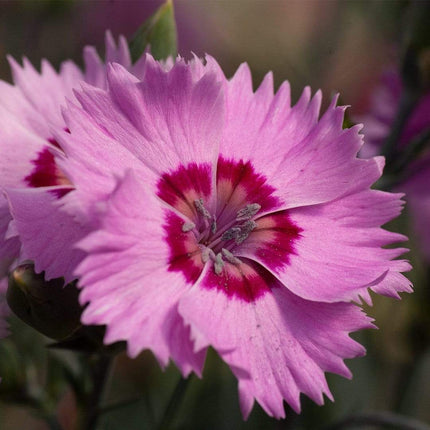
[390,127,430,176]
[382,90,420,169]
[324,411,430,430]
[157,374,193,430]
[96,397,142,416]
[84,354,113,430]
[45,416,63,430]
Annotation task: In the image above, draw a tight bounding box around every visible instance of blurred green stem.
[381,127,430,190]
[157,374,193,430]
[324,411,430,430]
[382,89,420,169]
[84,354,113,430]
[45,416,63,430]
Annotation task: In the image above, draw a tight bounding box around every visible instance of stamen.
[212,252,225,275]
[211,216,217,234]
[182,221,196,233]
[241,219,257,232]
[236,203,261,221]
[221,220,257,244]
[194,198,211,219]
[235,220,257,244]
[221,227,241,241]
[201,247,216,263]
[221,248,242,265]
[191,197,260,274]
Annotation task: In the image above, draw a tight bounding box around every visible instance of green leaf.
[129,0,177,63]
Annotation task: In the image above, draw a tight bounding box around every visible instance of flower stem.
[389,127,430,177]
[382,89,420,169]
[84,354,113,430]
[324,411,430,430]
[157,374,193,430]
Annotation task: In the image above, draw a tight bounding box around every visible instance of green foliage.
[129,0,177,63]
[7,264,82,341]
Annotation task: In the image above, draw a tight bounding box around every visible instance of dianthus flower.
[0,32,146,281]
[7,56,412,418]
[359,70,430,260]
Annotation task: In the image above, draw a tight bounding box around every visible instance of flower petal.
[0,103,49,188]
[105,31,132,70]
[6,187,88,283]
[0,80,51,139]
[8,56,83,128]
[55,101,147,219]
[0,198,20,278]
[58,57,225,220]
[76,171,205,375]
[236,190,411,303]
[221,67,383,208]
[179,266,373,419]
[105,56,223,173]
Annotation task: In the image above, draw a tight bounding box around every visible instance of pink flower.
[0,32,146,280]
[7,56,412,418]
[359,70,430,261]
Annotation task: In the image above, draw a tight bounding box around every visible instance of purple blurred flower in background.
[402,167,430,261]
[360,70,430,157]
[360,70,430,260]
[7,54,412,418]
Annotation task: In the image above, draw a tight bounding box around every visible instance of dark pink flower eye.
[159,158,302,302]
[25,146,70,189]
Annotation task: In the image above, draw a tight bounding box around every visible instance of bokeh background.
[0,1,429,429]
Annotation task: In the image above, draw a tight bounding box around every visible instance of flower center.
[158,156,302,301]
[181,198,262,274]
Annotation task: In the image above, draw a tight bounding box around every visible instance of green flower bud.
[7,263,82,341]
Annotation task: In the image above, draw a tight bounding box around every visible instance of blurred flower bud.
[7,263,82,340]
[402,1,430,92]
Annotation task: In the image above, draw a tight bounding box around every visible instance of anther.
[182,221,196,233]
[235,220,257,244]
[201,247,216,263]
[194,198,211,219]
[213,252,225,275]
[221,227,241,241]
[211,216,217,234]
[236,203,261,221]
[241,220,257,232]
[221,248,242,265]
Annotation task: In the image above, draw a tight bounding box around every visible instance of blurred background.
[0,1,429,429]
